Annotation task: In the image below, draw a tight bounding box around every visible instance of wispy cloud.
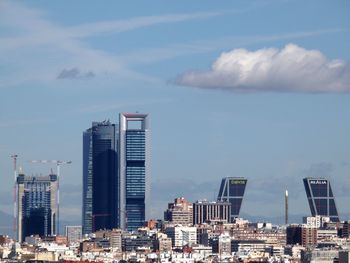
[1,1,346,90]
[119,28,345,65]
[176,44,350,93]
[0,1,227,86]
[66,11,224,39]
[0,2,225,49]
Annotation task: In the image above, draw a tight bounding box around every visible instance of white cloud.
[176,44,350,93]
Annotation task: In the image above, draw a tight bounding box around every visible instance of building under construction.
[16,170,58,242]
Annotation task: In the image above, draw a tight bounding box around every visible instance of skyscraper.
[303,177,339,222]
[119,113,150,231]
[82,120,118,234]
[217,177,247,222]
[17,171,57,242]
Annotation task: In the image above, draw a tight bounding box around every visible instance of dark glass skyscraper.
[17,171,57,242]
[217,177,247,222]
[83,121,118,234]
[303,177,339,222]
[119,113,150,231]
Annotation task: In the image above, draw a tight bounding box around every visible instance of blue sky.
[0,0,350,223]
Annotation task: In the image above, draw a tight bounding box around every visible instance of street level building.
[303,216,330,228]
[211,233,231,255]
[110,229,122,251]
[17,171,58,242]
[193,200,231,225]
[303,177,339,222]
[164,226,197,248]
[65,226,82,244]
[343,221,350,238]
[83,120,118,234]
[286,224,317,247]
[217,177,247,222]
[153,233,172,252]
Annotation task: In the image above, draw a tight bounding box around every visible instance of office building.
[211,233,231,255]
[17,171,58,242]
[65,226,82,244]
[339,251,350,263]
[154,233,172,252]
[217,177,247,222]
[303,216,330,228]
[193,200,231,225]
[286,224,317,247]
[343,221,350,238]
[164,226,197,248]
[231,239,267,254]
[164,197,193,226]
[110,229,123,251]
[119,113,151,231]
[83,120,118,234]
[301,249,339,263]
[303,178,339,222]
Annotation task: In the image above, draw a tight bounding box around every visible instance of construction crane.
[10,154,18,241]
[29,160,72,235]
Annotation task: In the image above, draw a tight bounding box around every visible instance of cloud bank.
[176,44,350,93]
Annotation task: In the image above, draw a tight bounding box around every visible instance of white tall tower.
[119,113,151,231]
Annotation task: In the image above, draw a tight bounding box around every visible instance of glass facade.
[303,178,339,222]
[83,114,150,233]
[17,173,57,242]
[119,113,150,231]
[125,130,146,231]
[83,121,118,234]
[217,177,247,222]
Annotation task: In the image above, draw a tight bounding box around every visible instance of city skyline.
[1,0,350,229]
